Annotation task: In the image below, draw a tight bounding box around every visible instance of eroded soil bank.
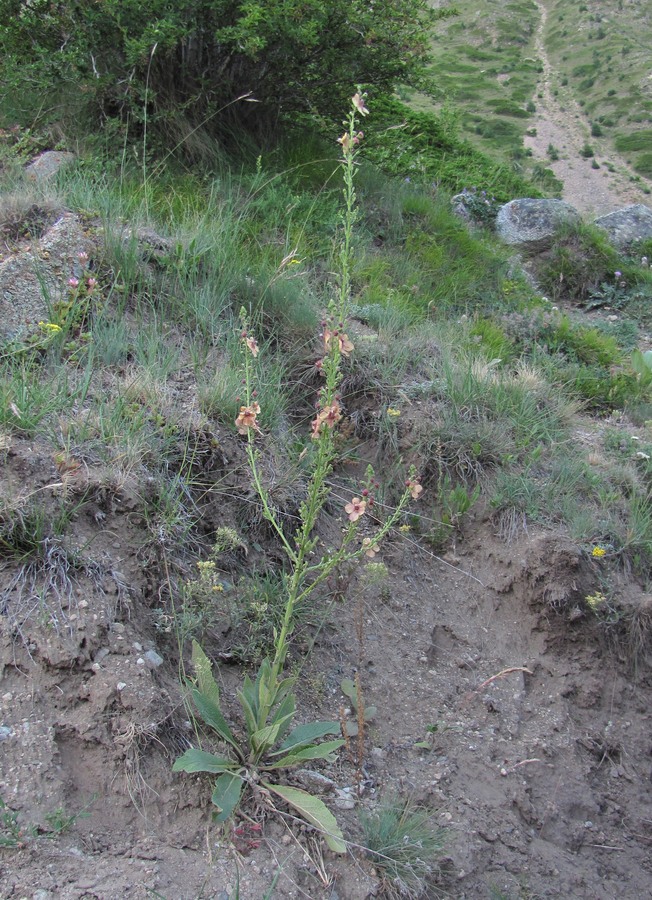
[1,430,652,898]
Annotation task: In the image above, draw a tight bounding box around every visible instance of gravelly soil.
[2,416,652,899]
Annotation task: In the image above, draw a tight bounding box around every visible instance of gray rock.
[0,211,94,338]
[25,151,75,182]
[594,203,652,249]
[495,198,581,252]
[144,649,164,669]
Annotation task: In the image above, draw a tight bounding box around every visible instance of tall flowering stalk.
[237,90,420,693]
[175,91,423,843]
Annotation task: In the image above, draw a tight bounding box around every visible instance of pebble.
[116,683,127,692]
[0,726,13,741]
[144,650,164,669]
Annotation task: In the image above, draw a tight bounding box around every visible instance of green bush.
[633,153,652,178]
[0,0,434,141]
[615,131,652,153]
[533,224,622,302]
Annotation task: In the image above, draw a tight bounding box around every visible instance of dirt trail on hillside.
[525,0,650,216]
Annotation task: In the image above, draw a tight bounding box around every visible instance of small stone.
[116,683,127,692]
[281,834,292,845]
[136,657,145,666]
[133,642,143,652]
[144,650,164,669]
[2,692,13,704]
[0,726,13,741]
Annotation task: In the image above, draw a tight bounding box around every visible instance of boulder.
[0,211,94,338]
[495,198,581,252]
[593,203,652,249]
[25,151,76,182]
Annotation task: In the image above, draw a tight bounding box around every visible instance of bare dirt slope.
[2,425,652,899]
[524,1,651,217]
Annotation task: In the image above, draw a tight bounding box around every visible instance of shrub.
[533,224,623,302]
[0,0,434,142]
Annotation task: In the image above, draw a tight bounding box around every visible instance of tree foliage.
[0,0,435,139]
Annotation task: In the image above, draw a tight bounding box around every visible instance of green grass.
[1,81,652,630]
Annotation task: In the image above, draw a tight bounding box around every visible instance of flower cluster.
[591,546,606,558]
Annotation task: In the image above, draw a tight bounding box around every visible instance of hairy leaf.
[191,689,242,758]
[263,782,346,854]
[172,748,238,774]
[191,640,220,708]
[271,721,341,755]
[265,739,345,770]
[211,772,245,824]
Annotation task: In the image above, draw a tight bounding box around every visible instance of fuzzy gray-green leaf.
[172,748,238,774]
[211,772,244,823]
[265,739,345,769]
[272,720,341,755]
[191,640,220,707]
[263,782,346,854]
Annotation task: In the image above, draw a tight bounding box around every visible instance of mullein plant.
[173,92,424,852]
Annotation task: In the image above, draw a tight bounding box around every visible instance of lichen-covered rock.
[495,198,581,252]
[593,203,652,249]
[25,150,76,182]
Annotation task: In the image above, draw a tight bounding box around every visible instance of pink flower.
[362,537,380,557]
[235,402,261,435]
[337,132,352,153]
[324,327,354,357]
[345,497,366,522]
[68,277,79,288]
[87,277,97,289]
[352,92,369,117]
[406,478,423,500]
[245,335,259,357]
[311,400,342,439]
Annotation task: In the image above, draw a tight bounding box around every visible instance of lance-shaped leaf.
[270,721,341,756]
[172,748,238,774]
[211,772,245,823]
[269,690,296,745]
[263,782,346,854]
[265,738,345,770]
[191,688,242,759]
[191,641,220,707]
